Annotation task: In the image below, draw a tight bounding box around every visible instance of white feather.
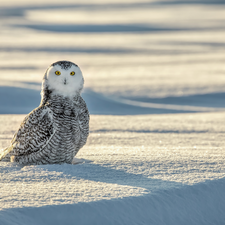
[43,64,84,98]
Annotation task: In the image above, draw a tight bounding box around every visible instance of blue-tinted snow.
[0,0,225,224]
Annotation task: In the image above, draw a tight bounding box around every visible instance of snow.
[1,0,225,224]
[1,113,225,224]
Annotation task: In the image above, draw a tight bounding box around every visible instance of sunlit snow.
[0,0,225,224]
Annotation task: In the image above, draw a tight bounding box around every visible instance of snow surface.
[1,114,225,224]
[0,0,225,224]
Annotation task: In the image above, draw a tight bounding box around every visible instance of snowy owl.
[0,60,89,165]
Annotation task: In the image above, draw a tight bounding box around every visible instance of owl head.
[42,60,84,98]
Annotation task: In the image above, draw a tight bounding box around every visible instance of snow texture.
[1,113,225,224]
[0,0,225,224]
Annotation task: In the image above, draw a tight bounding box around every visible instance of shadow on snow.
[1,0,224,18]
[0,164,224,225]
[1,85,225,115]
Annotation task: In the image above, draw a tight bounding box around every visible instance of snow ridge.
[0,177,225,225]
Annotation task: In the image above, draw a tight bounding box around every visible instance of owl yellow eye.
[55,71,61,75]
[70,71,75,76]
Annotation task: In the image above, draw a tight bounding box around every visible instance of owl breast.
[45,96,83,164]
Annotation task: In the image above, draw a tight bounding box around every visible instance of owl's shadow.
[25,161,182,192]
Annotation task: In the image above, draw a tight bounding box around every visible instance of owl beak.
[64,79,67,85]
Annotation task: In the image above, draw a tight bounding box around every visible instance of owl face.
[43,61,84,97]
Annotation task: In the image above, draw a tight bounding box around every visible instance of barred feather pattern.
[1,94,89,165]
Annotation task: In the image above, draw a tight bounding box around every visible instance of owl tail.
[0,145,13,162]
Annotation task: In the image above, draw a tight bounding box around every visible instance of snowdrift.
[1,177,225,225]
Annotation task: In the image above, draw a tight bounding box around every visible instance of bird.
[0,60,89,165]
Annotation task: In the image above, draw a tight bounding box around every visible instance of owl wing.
[76,97,90,151]
[0,105,54,161]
